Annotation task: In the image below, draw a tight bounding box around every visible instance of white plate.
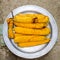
[3,5,58,59]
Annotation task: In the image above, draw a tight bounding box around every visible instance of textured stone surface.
[0,0,60,60]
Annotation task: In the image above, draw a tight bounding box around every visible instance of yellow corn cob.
[7,18,14,38]
[14,21,47,28]
[14,27,50,35]
[18,39,50,47]
[14,14,49,23]
[14,34,47,43]
[14,15,33,23]
[8,28,14,38]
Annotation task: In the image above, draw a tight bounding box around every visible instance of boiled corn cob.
[14,27,50,35]
[14,14,49,23]
[18,39,50,47]
[14,34,47,43]
[7,18,14,38]
[14,21,47,28]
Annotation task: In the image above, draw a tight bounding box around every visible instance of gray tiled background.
[0,0,60,60]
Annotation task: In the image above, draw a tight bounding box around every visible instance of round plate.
[3,5,58,59]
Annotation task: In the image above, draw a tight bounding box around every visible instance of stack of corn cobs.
[7,14,50,47]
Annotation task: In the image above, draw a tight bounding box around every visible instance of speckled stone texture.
[0,0,60,60]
